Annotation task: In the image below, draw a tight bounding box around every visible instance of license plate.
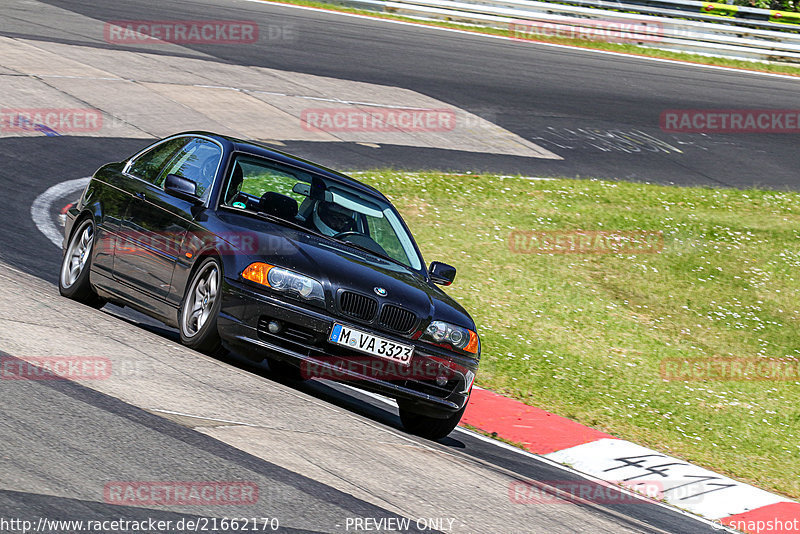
[329,324,414,366]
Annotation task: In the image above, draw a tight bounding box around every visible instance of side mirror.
[164,174,200,203]
[429,261,456,286]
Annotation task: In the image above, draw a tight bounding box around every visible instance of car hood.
[218,212,475,330]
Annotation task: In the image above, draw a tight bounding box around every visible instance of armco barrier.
[327,0,800,64]
[458,0,800,30]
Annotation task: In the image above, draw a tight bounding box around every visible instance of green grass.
[261,0,800,77]
[353,171,800,500]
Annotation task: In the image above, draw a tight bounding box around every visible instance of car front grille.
[378,304,417,333]
[339,291,378,322]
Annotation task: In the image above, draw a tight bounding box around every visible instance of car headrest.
[226,163,244,204]
[259,192,298,220]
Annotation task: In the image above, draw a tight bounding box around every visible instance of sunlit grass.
[355,170,800,499]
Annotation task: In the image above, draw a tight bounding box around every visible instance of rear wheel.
[398,402,468,440]
[179,257,223,353]
[59,218,105,308]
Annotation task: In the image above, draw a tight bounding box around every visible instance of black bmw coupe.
[60,132,480,439]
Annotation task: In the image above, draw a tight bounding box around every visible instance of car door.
[86,162,139,280]
[114,136,223,300]
[110,136,188,285]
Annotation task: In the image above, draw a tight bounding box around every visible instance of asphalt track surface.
[0,0,792,532]
[0,142,723,534]
[13,0,800,188]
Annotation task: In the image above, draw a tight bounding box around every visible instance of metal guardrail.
[485,0,800,28]
[461,0,800,31]
[590,0,800,26]
[331,0,800,64]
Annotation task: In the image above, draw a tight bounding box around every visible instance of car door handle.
[135,192,146,200]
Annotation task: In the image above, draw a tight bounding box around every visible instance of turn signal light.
[465,330,480,354]
[241,262,273,286]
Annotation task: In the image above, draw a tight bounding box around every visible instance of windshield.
[220,154,423,270]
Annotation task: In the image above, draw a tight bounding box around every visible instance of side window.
[223,157,306,207]
[240,162,304,204]
[127,138,187,184]
[157,138,222,199]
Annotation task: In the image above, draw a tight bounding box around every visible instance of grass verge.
[259,0,800,77]
[354,170,800,500]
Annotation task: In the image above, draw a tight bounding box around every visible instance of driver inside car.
[313,200,357,236]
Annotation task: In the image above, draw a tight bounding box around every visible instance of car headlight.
[242,262,324,302]
[421,320,480,355]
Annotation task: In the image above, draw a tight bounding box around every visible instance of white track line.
[149,408,257,427]
[248,0,800,82]
[30,177,90,247]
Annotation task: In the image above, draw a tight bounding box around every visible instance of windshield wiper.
[252,210,313,234]
[331,237,389,262]
[328,236,412,270]
[220,204,320,237]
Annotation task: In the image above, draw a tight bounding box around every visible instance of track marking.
[149,408,257,427]
[337,382,738,532]
[30,177,90,247]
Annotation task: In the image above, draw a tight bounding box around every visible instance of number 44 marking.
[604,455,737,500]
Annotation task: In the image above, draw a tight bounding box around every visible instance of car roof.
[176,131,389,202]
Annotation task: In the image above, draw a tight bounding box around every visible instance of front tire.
[59,218,105,308]
[398,402,468,440]
[179,257,223,353]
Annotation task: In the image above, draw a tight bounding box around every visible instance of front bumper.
[218,280,478,418]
